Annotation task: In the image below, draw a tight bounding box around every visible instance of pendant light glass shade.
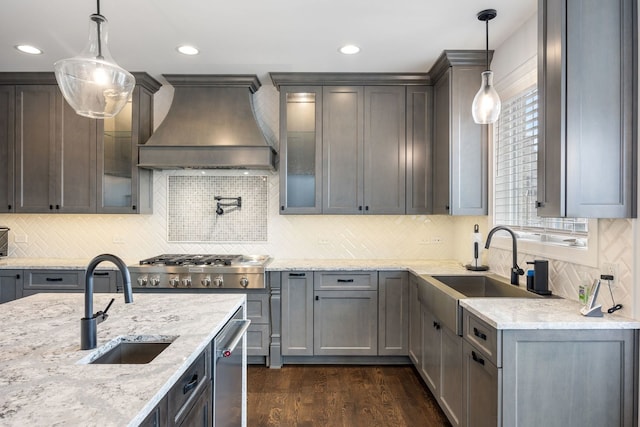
[54,12,135,119]
[472,71,501,124]
[472,8,500,124]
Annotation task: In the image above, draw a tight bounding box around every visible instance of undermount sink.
[431,275,540,299]
[79,335,178,365]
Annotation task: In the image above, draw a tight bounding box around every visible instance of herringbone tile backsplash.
[0,169,634,316]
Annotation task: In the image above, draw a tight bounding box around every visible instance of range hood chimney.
[139,75,277,170]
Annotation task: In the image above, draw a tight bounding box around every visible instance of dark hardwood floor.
[247,364,451,427]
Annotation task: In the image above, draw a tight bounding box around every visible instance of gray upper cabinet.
[0,72,160,214]
[323,85,406,214]
[430,51,489,216]
[14,83,96,213]
[98,74,160,214]
[537,0,637,218]
[406,86,433,214]
[0,86,14,212]
[270,73,430,216]
[277,87,323,214]
[322,85,365,214]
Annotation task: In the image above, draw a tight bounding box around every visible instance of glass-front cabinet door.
[97,75,159,214]
[279,87,322,214]
[100,99,133,210]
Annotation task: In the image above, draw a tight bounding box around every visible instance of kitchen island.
[0,292,245,426]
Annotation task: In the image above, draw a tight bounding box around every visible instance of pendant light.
[471,8,501,124]
[54,0,135,119]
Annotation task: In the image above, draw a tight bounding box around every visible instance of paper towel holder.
[465,224,489,271]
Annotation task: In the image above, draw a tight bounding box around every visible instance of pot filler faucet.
[484,226,524,286]
[81,254,133,350]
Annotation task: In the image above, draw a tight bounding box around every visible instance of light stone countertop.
[0,257,139,270]
[0,292,245,426]
[460,298,640,330]
[266,258,474,275]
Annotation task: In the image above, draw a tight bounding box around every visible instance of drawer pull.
[337,279,354,283]
[471,351,485,366]
[473,327,487,341]
[183,373,199,394]
[45,277,63,282]
[289,273,306,277]
[93,272,109,276]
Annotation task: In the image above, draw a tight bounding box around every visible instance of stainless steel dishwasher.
[213,307,251,427]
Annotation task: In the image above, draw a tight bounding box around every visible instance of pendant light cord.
[485,18,489,71]
[94,0,103,59]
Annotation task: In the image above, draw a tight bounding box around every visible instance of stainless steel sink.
[418,274,541,335]
[431,275,540,298]
[91,342,171,364]
[79,335,178,365]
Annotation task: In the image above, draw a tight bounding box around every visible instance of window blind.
[494,86,588,244]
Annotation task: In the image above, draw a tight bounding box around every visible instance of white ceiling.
[0,0,536,84]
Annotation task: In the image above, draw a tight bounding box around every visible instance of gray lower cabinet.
[413,275,463,427]
[22,269,116,296]
[281,271,314,356]
[378,271,408,356]
[429,51,488,216]
[537,0,636,218]
[246,292,271,357]
[462,308,637,426]
[139,396,168,427]
[462,340,499,427]
[408,276,421,365]
[0,269,22,303]
[313,272,378,356]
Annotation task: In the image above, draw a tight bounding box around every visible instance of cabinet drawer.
[247,293,269,324]
[24,270,83,291]
[463,309,500,367]
[247,324,270,356]
[168,350,209,422]
[314,271,377,290]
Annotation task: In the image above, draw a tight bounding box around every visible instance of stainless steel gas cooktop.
[129,254,270,289]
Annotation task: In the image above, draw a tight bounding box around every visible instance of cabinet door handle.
[473,327,487,341]
[471,351,485,366]
[55,204,60,210]
[93,272,109,276]
[49,205,54,210]
[337,279,354,283]
[16,274,20,279]
[183,373,199,394]
[281,206,285,211]
[315,295,319,301]
[289,273,306,277]
[365,206,369,211]
[433,321,441,330]
[7,204,11,210]
[132,205,137,211]
[45,277,63,282]
[358,206,363,211]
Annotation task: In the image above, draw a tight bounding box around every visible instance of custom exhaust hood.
[138,75,277,170]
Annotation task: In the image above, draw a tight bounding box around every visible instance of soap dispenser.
[525,260,551,295]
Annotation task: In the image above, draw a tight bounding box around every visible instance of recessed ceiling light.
[177,45,199,55]
[15,45,43,55]
[339,44,360,55]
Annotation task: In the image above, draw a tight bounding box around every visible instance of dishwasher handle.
[216,319,251,358]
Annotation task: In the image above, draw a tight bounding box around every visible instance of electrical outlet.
[601,262,618,287]
[318,239,330,245]
[112,236,125,244]
[432,236,443,244]
[419,239,431,245]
